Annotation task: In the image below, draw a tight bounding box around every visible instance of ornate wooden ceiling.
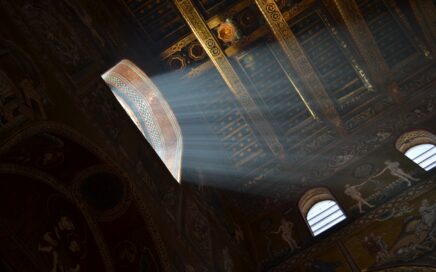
[0,0,435,270]
[122,0,436,194]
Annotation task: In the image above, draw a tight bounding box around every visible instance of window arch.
[299,187,346,236]
[396,130,436,171]
[102,59,183,182]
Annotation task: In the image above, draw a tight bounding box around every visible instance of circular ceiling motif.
[167,55,187,70]
[73,165,131,221]
[81,172,123,210]
[217,20,239,44]
[188,42,206,61]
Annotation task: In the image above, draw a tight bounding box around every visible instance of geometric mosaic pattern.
[105,74,165,155]
[103,60,183,181]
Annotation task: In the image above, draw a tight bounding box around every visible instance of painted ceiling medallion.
[188,42,206,61]
[217,19,240,44]
[168,55,187,70]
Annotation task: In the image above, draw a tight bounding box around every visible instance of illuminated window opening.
[307,200,346,236]
[405,144,435,171]
[102,59,183,182]
[299,187,346,236]
[396,130,436,172]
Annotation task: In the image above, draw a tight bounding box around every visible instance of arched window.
[102,60,183,182]
[396,130,436,171]
[299,187,346,236]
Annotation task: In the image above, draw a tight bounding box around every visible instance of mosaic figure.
[362,233,390,263]
[344,182,374,213]
[271,218,300,251]
[38,216,81,272]
[383,160,419,186]
[418,199,436,231]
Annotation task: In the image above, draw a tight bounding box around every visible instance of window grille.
[307,200,346,236]
[405,144,436,171]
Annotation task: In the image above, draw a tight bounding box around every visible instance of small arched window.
[396,130,436,171]
[299,188,346,236]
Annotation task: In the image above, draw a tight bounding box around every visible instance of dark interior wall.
[0,0,253,271]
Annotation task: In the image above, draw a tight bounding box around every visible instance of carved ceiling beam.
[173,0,286,157]
[327,0,403,103]
[282,0,317,21]
[162,0,251,59]
[408,0,436,55]
[253,0,345,134]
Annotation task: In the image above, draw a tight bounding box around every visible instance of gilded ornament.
[217,19,240,43]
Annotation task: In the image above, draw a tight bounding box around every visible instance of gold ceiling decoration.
[174,0,286,157]
[217,19,240,44]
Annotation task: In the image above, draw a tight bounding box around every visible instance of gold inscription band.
[174,0,285,157]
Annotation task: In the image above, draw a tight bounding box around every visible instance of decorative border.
[102,59,183,182]
[395,130,436,153]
